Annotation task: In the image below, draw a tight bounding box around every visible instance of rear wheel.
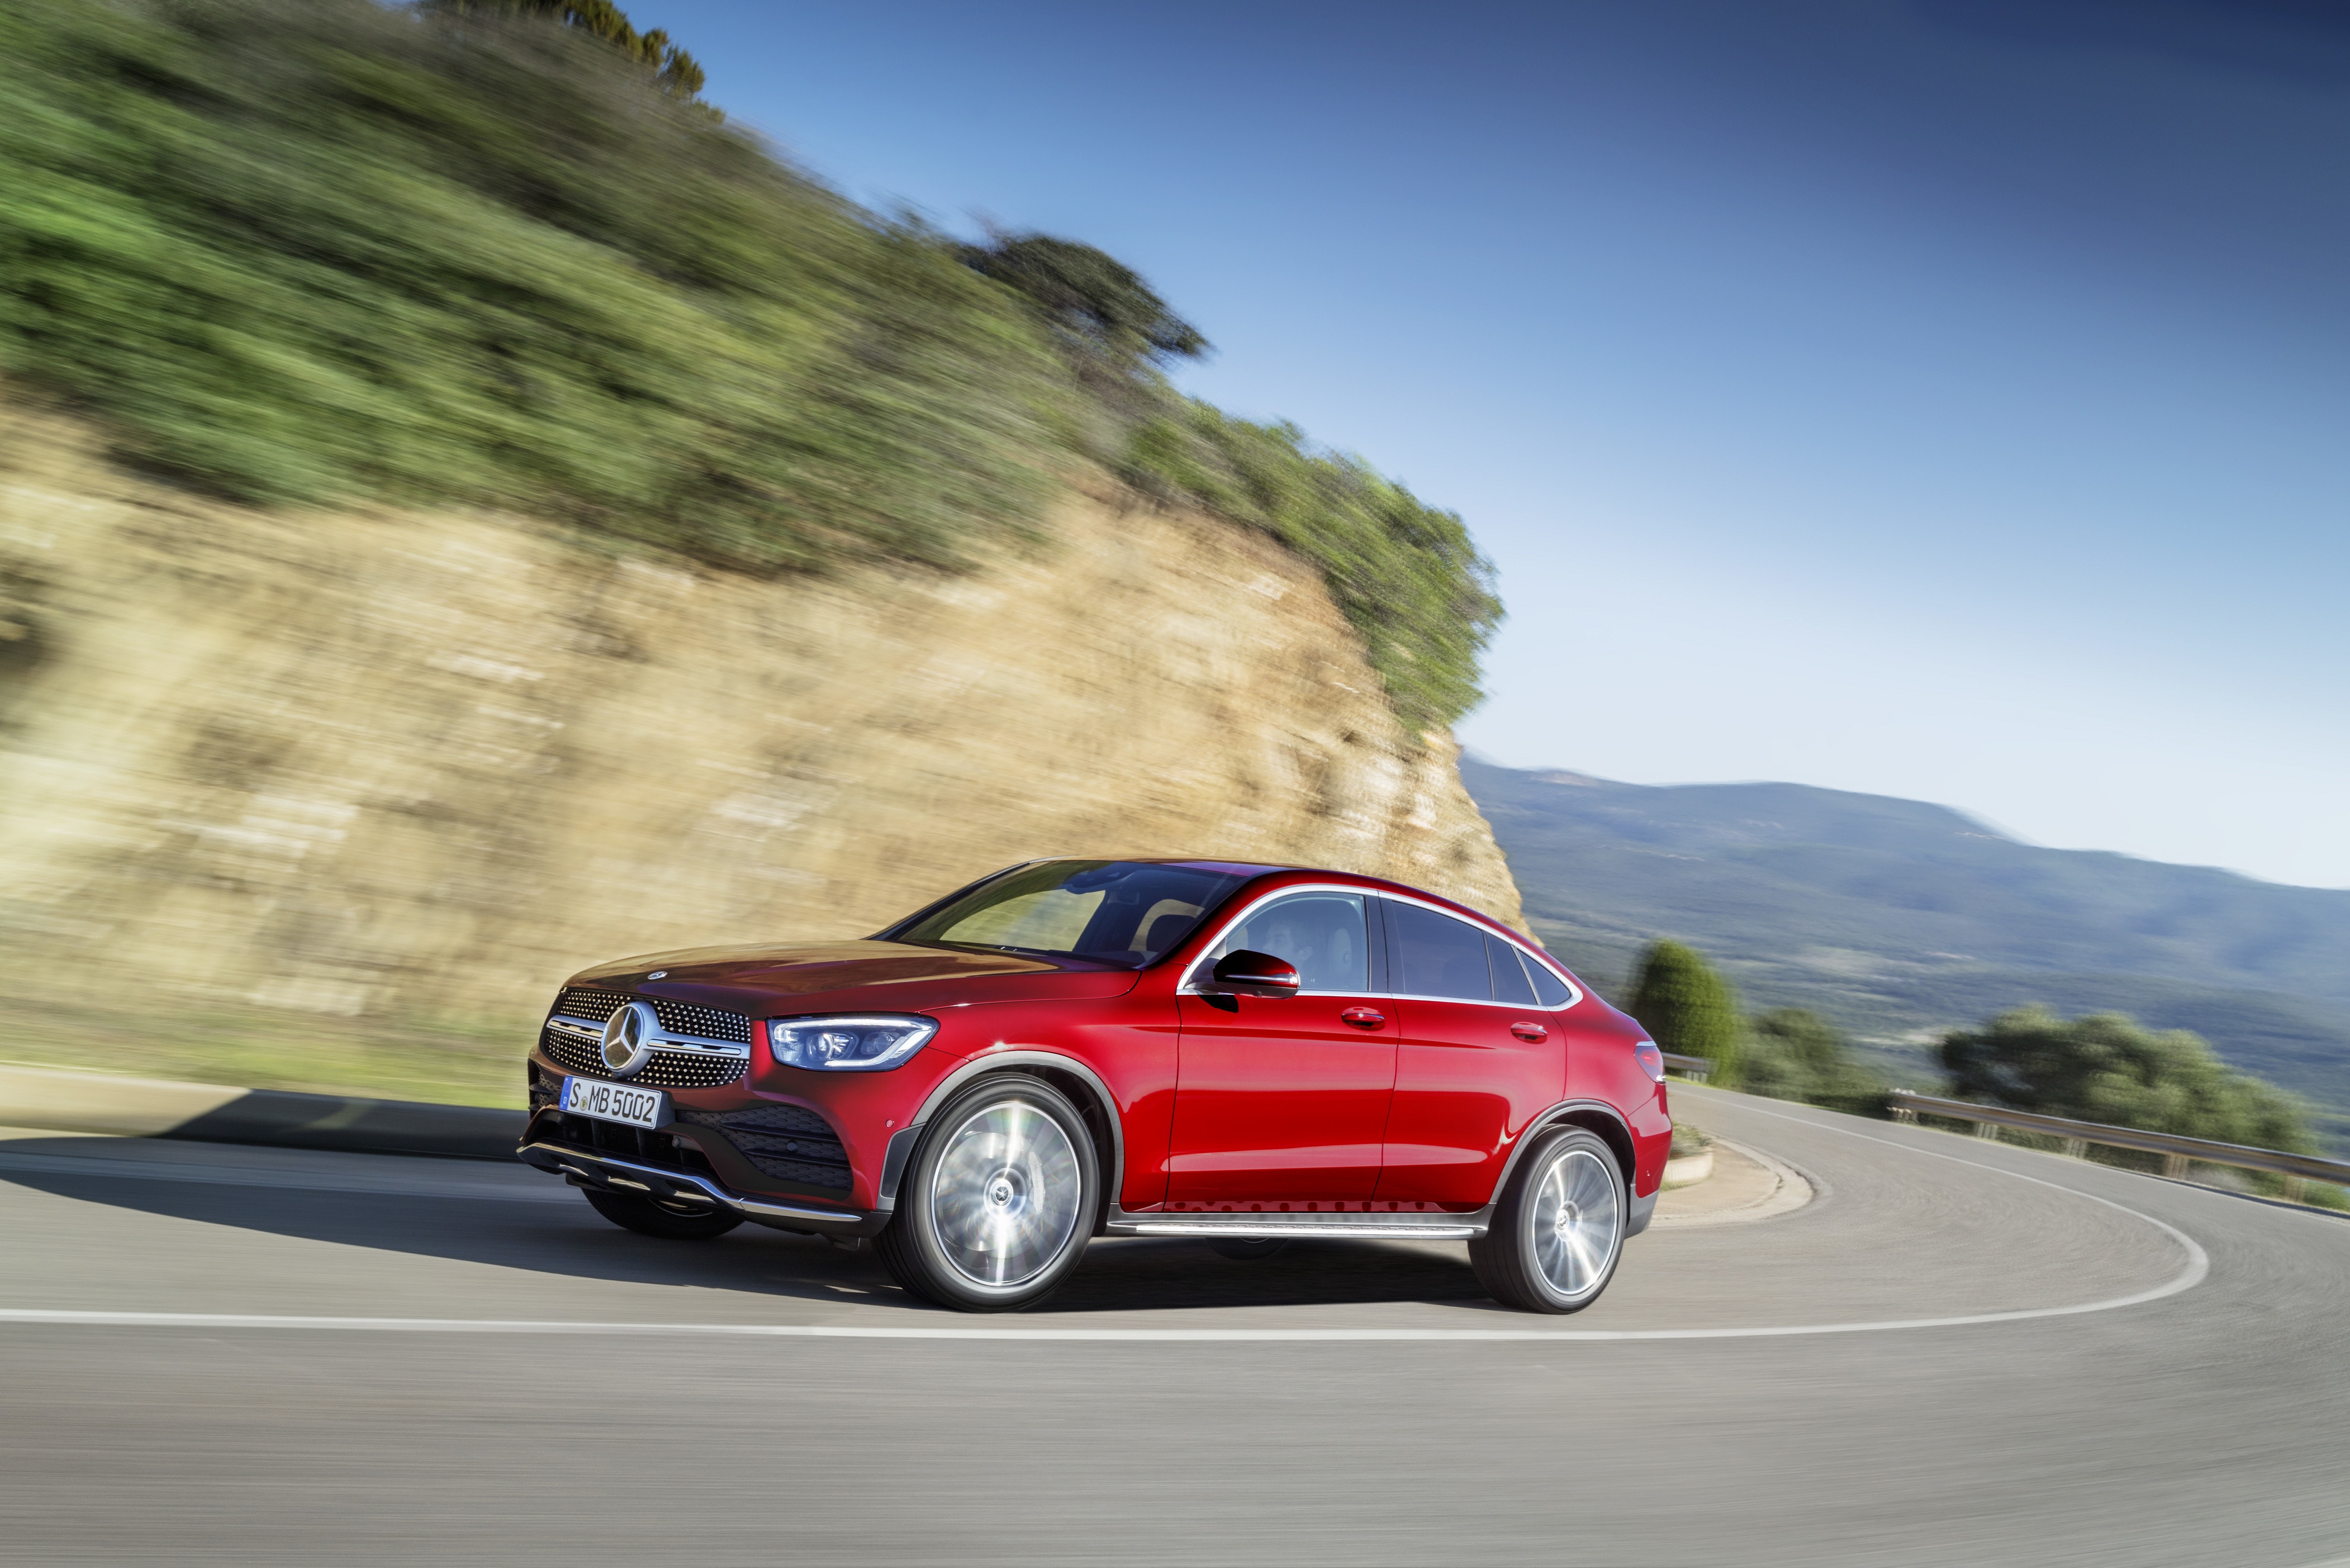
[1469,1127,1626,1313]
[582,1186,744,1241]
[878,1075,1099,1312]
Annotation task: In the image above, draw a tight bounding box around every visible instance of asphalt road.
[1,1086,2346,1566]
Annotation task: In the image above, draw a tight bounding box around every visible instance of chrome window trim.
[1179,882,1584,1010]
[547,1014,753,1059]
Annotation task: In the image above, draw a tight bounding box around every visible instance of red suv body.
[519,859,1671,1312]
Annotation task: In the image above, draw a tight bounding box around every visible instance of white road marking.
[0,1092,2213,1341]
[0,1255,2202,1341]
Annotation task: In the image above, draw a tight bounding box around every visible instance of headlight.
[768,1015,938,1072]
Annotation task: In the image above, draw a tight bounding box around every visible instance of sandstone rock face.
[0,402,1522,1096]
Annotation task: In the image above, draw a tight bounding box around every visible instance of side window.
[1521,951,1574,1008]
[1488,934,1537,1006]
[1207,892,1370,994]
[1388,901,1493,1001]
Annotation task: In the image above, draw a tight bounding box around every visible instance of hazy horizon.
[1459,748,2343,892]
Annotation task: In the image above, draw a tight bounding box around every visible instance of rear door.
[1375,900,1569,1207]
[1167,890,1398,1204]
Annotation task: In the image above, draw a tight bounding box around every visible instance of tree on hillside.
[426,0,709,102]
[1629,940,1744,1086]
[1743,1008,1886,1118]
[1940,1006,2313,1152]
[959,232,1208,383]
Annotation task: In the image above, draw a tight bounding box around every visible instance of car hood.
[567,939,1140,1015]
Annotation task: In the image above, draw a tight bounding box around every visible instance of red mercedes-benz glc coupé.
[518,858,1672,1313]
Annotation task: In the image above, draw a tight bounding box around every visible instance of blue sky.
[659,1,2349,888]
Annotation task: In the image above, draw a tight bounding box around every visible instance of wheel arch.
[1487,1099,1638,1206]
[881,1050,1124,1233]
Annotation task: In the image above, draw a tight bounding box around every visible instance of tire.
[877,1074,1099,1312]
[1209,1238,1292,1261]
[1468,1127,1627,1313]
[582,1186,745,1241]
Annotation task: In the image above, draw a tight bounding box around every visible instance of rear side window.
[1488,934,1537,1005]
[1521,951,1574,1008]
[1387,900,1493,1001]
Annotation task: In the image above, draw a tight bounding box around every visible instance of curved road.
[1,1086,2344,1566]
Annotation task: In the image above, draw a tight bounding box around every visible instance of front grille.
[649,999,753,1043]
[528,1062,563,1109]
[537,1025,746,1089]
[681,1104,850,1189]
[553,988,628,1024]
[553,988,752,1044]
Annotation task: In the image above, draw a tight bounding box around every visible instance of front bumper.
[518,1129,887,1238]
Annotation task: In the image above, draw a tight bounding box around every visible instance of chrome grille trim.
[538,1025,747,1089]
[546,1014,751,1059]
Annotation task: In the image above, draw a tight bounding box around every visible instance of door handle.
[1340,1008,1387,1029]
[1510,1022,1549,1043]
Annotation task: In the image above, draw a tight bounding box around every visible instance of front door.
[1166,890,1397,1205]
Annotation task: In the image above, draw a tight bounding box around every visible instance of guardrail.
[1888,1089,2350,1202]
[1661,1052,1713,1080]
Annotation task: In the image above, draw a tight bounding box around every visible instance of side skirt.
[1103,1206,1493,1241]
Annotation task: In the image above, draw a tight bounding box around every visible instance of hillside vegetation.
[0,0,1497,730]
[1465,757,2350,1151]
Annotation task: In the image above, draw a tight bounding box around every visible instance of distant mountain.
[1462,756,2350,1151]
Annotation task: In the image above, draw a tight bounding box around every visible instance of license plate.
[562,1076,671,1130]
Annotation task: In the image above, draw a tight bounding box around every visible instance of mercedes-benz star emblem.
[600,1000,660,1076]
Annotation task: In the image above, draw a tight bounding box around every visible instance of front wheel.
[582,1186,744,1240]
[1468,1127,1627,1313]
[877,1075,1099,1312]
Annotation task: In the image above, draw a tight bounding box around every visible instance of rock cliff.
[0,402,1522,1101]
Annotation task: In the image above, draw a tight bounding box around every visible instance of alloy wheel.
[1529,1146,1623,1301]
[927,1097,1085,1288]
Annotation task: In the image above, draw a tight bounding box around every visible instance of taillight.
[1633,1041,1665,1083]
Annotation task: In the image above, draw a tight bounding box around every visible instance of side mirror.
[1207,949,1300,999]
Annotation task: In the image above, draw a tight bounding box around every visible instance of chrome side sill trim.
[1102,1206,1492,1241]
[1132,1221,1479,1241]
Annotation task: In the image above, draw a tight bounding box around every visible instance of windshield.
[883,861,1251,968]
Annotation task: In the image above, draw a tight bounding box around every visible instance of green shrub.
[0,0,1503,729]
[1941,1006,2323,1197]
[1940,1006,2314,1152]
[0,0,1066,573]
[1628,939,1744,1087]
[1123,404,1501,731]
[1742,1007,1887,1117]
